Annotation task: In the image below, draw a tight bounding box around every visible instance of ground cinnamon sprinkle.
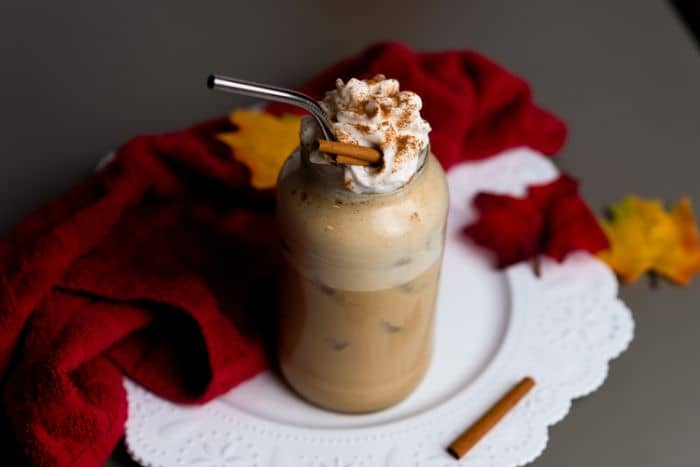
[396,135,419,157]
[346,102,366,115]
[355,124,371,134]
[392,135,420,173]
[365,104,379,118]
[334,129,359,146]
[397,109,412,130]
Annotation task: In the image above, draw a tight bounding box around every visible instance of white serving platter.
[124,148,633,467]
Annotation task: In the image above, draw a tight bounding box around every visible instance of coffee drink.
[276,76,448,412]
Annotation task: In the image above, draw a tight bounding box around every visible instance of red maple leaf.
[463,175,609,268]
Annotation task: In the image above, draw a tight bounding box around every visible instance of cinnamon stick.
[335,155,372,166]
[317,139,382,165]
[447,377,535,460]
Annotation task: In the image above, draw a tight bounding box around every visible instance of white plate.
[124,148,634,467]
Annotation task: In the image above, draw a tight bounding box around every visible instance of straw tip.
[206,75,216,89]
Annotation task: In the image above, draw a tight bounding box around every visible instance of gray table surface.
[2,1,699,466]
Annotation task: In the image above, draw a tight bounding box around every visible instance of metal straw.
[207,75,336,141]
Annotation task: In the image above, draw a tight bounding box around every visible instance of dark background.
[2,1,699,466]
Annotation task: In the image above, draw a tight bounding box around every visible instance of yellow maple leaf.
[598,196,700,285]
[218,109,301,189]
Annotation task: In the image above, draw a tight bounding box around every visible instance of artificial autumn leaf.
[464,175,609,268]
[597,196,700,285]
[545,195,610,261]
[218,110,301,189]
[465,193,543,268]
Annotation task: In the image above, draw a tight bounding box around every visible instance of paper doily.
[124,148,634,467]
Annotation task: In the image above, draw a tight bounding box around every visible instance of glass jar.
[276,141,449,413]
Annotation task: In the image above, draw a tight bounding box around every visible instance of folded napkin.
[0,41,566,466]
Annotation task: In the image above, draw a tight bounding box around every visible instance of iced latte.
[276,76,448,413]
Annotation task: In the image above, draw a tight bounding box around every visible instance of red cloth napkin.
[0,41,566,466]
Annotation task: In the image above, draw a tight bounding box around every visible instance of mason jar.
[276,132,449,413]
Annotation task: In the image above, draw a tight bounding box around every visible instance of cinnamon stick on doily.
[447,377,536,460]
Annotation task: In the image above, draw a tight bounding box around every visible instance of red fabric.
[0,42,568,466]
[0,119,274,466]
[267,41,567,169]
[464,175,609,268]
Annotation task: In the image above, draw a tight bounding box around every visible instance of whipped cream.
[306,75,431,194]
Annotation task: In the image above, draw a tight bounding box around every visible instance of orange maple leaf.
[218,109,301,189]
[598,196,700,285]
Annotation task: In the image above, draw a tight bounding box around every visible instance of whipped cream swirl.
[308,75,431,194]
